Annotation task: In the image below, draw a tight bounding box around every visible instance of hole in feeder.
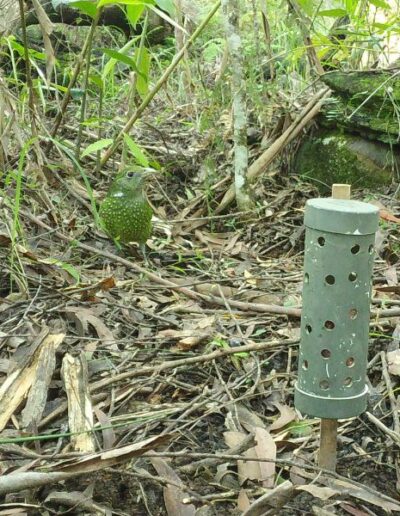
[351,244,360,255]
[344,377,353,387]
[348,272,357,282]
[320,380,329,390]
[349,308,358,319]
[324,320,335,330]
[305,324,312,334]
[321,349,331,359]
[325,274,336,285]
[304,273,309,284]
[369,244,374,254]
[317,237,325,247]
[325,275,335,285]
[346,357,355,367]
[302,360,308,370]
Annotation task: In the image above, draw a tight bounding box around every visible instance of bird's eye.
[126,171,134,178]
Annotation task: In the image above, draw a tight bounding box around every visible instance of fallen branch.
[147,451,400,512]
[22,210,399,321]
[0,434,170,495]
[36,339,296,429]
[179,432,255,474]
[216,87,331,213]
[89,339,298,391]
[22,210,301,317]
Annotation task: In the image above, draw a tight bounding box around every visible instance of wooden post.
[318,418,338,470]
[318,183,351,471]
[331,183,351,200]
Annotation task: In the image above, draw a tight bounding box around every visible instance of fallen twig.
[21,210,399,321]
[22,210,301,317]
[0,435,170,495]
[216,87,331,213]
[380,351,400,435]
[90,339,298,391]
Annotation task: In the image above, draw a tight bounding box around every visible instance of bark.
[221,0,254,212]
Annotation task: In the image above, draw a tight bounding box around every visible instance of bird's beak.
[141,167,158,179]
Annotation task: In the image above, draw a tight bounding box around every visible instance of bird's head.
[108,167,156,197]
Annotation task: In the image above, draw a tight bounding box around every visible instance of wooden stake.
[318,419,338,470]
[331,183,351,200]
[318,183,351,471]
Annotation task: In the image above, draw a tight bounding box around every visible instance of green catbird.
[99,168,154,255]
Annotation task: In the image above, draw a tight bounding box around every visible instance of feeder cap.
[305,198,379,235]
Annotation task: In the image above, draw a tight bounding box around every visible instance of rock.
[320,70,400,144]
[295,129,397,191]
[321,70,400,101]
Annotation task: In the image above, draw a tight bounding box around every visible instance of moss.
[319,71,400,144]
[321,96,400,144]
[322,71,400,102]
[295,130,395,191]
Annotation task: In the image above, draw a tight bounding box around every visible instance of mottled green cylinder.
[294,199,379,419]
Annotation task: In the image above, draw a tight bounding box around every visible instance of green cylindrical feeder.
[295,197,379,420]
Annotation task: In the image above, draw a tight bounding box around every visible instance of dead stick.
[21,210,301,317]
[216,87,330,213]
[46,8,102,152]
[21,210,393,320]
[99,0,221,166]
[37,339,296,429]
[90,339,298,391]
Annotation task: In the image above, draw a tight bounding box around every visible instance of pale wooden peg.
[331,184,351,200]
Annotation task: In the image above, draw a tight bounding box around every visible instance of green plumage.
[99,169,153,246]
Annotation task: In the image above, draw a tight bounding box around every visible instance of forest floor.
[0,103,400,515]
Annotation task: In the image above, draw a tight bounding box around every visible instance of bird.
[99,167,155,257]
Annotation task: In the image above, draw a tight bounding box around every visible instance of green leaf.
[155,0,175,16]
[134,46,151,97]
[313,32,333,47]
[202,39,224,62]
[99,48,138,70]
[283,295,300,308]
[9,39,45,60]
[367,0,390,8]
[296,0,314,16]
[49,83,68,93]
[43,259,81,284]
[123,134,149,166]
[98,0,155,7]
[372,21,394,30]
[101,38,139,79]
[288,420,313,437]
[80,116,103,127]
[210,337,228,349]
[126,4,145,26]
[185,188,194,200]
[68,1,98,17]
[89,74,104,89]
[209,337,248,358]
[81,138,113,158]
[345,0,359,15]
[316,8,348,16]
